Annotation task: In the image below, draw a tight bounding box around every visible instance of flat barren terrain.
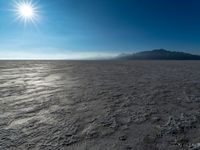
[1,61,200,150]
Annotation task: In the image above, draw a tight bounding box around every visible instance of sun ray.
[12,0,40,26]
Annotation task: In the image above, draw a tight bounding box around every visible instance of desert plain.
[0,60,200,150]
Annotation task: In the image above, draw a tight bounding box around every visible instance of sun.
[13,0,39,25]
[19,4,34,18]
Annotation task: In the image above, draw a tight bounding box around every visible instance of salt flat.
[0,61,200,150]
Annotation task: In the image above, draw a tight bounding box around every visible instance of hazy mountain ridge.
[117,49,200,60]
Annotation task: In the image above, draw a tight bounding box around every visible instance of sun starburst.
[13,0,40,25]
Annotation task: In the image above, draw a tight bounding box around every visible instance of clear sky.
[0,0,200,59]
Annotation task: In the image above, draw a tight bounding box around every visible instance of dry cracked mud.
[1,60,200,150]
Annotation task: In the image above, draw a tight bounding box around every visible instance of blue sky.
[1,0,200,59]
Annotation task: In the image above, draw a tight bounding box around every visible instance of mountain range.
[117,49,200,60]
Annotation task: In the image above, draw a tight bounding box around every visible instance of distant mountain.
[117,49,200,60]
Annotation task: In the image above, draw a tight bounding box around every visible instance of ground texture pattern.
[0,61,200,150]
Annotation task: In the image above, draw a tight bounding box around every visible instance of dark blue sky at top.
[0,0,200,59]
